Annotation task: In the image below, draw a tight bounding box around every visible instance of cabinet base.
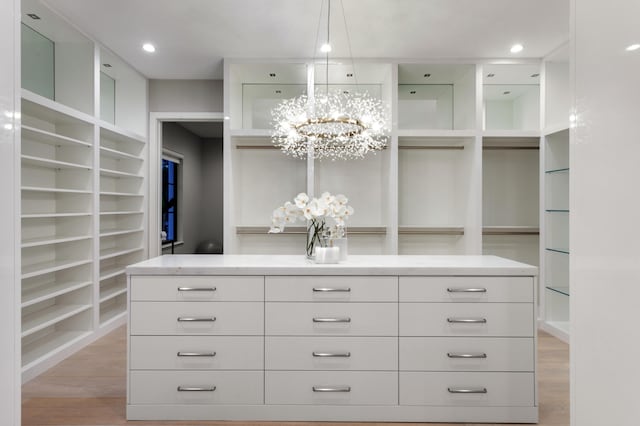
[127,404,539,423]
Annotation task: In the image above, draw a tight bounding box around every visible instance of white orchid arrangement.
[268,192,354,257]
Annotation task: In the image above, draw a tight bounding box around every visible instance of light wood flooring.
[22,327,568,426]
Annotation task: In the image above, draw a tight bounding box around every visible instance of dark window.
[162,159,178,242]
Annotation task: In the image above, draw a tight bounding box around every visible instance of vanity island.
[126,254,538,423]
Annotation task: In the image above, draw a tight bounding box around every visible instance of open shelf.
[22,259,93,280]
[22,125,92,148]
[21,234,92,248]
[22,186,92,194]
[100,191,143,197]
[22,330,92,370]
[22,304,92,338]
[100,145,143,161]
[99,168,143,179]
[22,155,91,170]
[99,228,144,238]
[22,212,91,219]
[99,265,126,281]
[99,293,127,326]
[99,246,144,261]
[100,210,143,216]
[100,280,127,303]
[22,280,92,308]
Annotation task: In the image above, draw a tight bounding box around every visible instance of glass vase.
[306,219,326,259]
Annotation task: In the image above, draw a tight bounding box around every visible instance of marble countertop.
[126,255,538,276]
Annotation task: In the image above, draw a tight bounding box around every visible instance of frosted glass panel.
[484,85,540,130]
[242,84,306,129]
[100,72,116,124]
[21,23,54,100]
[398,85,453,129]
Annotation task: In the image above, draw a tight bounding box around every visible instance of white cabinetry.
[19,1,147,381]
[127,255,537,423]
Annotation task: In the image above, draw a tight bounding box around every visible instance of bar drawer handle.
[177,317,217,322]
[447,352,487,359]
[313,317,351,323]
[178,287,217,292]
[448,387,487,394]
[447,318,487,324]
[312,386,351,392]
[312,352,351,358]
[177,386,216,392]
[177,352,216,357]
[312,287,351,292]
[447,287,487,293]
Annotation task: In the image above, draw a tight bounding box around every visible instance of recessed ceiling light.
[346,73,353,77]
[626,44,640,51]
[531,73,540,77]
[26,13,40,20]
[510,44,524,53]
[503,91,511,95]
[142,43,155,53]
[423,73,431,78]
[103,63,112,68]
[269,73,276,77]
[487,73,495,78]
[224,116,231,120]
[275,90,282,94]
[343,90,349,94]
[320,43,332,53]
[410,91,416,94]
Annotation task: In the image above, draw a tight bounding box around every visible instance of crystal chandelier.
[271,0,388,160]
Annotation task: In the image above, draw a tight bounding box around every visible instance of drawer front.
[130,336,263,370]
[399,276,533,303]
[400,303,534,337]
[130,302,263,335]
[130,370,263,405]
[266,302,398,336]
[400,337,534,372]
[266,371,397,405]
[130,275,263,301]
[400,372,534,407]
[266,276,397,302]
[266,337,397,371]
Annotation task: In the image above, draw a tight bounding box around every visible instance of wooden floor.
[22,327,568,426]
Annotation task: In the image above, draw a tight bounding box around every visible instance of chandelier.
[271,0,388,160]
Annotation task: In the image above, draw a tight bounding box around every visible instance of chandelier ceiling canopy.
[271,0,389,160]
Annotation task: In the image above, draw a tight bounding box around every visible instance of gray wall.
[161,123,223,254]
[149,79,223,112]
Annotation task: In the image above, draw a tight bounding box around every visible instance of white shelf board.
[22,330,92,370]
[99,246,144,261]
[22,259,93,279]
[22,89,95,125]
[22,280,93,308]
[543,123,570,136]
[99,265,127,281]
[396,129,477,138]
[99,282,127,303]
[22,186,92,194]
[99,228,144,238]
[100,168,143,179]
[99,121,147,144]
[99,146,143,161]
[100,210,143,216]
[99,191,143,197]
[22,125,92,148]
[398,226,465,235]
[22,212,92,219]
[22,155,91,171]
[99,304,127,327]
[482,130,541,138]
[21,234,92,248]
[22,304,92,337]
[229,128,272,138]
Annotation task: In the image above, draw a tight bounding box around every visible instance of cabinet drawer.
[266,276,397,302]
[400,372,534,406]
[399,276,533,303]
[130,276,263,301]
[266,302,397,336]
[266,337,397,371]
[266,371,397,405]
[400,337,534,372]
[130,370,263,405]
[400,303,534,337]
[130,302,263,335]
[130,336,263,370]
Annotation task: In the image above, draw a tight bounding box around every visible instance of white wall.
[201,138,224,250]
[0,0,20,424]
[571,0,640,424]
[149,80,223,113]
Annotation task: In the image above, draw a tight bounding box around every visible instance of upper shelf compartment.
[398,64,476,131]
[21,0,94,115]
[483,64,540,132]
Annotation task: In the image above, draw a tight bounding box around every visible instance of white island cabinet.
[126,255,538,423]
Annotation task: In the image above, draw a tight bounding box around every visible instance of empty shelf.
[22,304,92,337]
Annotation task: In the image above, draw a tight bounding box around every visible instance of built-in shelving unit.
[19,0,147,381]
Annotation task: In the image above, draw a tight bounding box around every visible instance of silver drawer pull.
[312,352,351,358]
[313,317,351,323]
[447,317,487,324]
[312,287,351,292]
[177,317,217,322]
[178,287,217,292]
[312,386,351,393]
[177,386,216,392]
[447,352,487,359]
[448,387,487,394]
[177,352,216,357]
[447,287,487,293]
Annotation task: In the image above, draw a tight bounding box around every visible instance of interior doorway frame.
[148,112,225,257]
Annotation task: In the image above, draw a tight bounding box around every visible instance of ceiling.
[40,0,569,80]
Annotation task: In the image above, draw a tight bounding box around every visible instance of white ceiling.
[39,0,569,80]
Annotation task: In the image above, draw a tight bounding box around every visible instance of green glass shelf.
[546,286,570,296]
[545,167,569,174]
[546,247,569,255]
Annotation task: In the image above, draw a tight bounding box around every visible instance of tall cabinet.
[20,0,148,381]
